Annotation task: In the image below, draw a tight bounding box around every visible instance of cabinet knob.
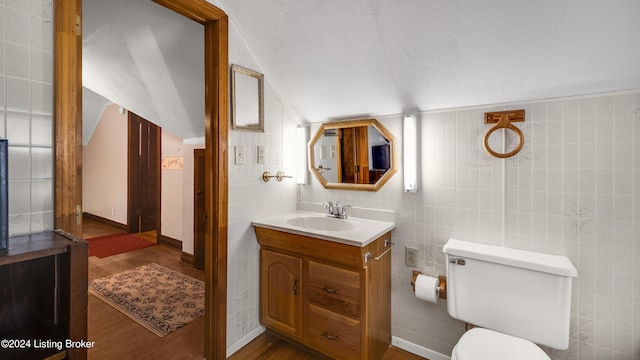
[293,280,298,295]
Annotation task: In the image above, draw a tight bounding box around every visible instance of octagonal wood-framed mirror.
[308,118,397,191]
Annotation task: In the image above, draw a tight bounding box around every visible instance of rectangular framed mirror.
[231,64,264,132]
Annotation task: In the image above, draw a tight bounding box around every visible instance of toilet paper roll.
[415,274,440,304]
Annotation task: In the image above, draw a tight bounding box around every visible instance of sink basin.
[252,210,396,247]
[286,217,355,231]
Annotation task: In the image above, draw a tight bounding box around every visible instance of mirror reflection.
[231,64,264,132]
[308,119,397,191]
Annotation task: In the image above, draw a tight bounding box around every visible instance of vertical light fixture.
[295,125,309,185]
[403,114,418,193]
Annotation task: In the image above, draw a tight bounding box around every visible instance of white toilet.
[443,239,578,360]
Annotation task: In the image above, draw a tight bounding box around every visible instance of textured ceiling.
[82,0,640,143]
[221,0,640,122]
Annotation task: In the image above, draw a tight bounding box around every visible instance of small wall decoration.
[162,157,184,170]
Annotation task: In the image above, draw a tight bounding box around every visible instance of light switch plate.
[234,146,244,165]
[320,145,327,159]
[257,146,265,164]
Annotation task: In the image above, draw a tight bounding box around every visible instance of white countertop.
[251,210,396,247]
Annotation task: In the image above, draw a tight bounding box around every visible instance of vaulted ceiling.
[82,0,640,142]
[82,0,203,144]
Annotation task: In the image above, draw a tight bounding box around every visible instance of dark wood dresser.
[0,230,88,360]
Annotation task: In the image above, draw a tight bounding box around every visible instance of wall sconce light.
[403,114,418,193]
[295,125,309,185]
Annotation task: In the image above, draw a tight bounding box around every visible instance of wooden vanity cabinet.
[255,227,392,360]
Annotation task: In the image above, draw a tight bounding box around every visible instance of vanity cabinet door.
[260,249,303,339]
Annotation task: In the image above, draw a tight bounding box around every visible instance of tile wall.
[226,78,298,351]
[299,90,640,359]
[225,18,299,352]
[1,0,54,236]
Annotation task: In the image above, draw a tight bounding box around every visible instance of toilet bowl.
[451,328,550,360]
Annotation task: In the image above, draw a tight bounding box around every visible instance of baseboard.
[226,326,266,357]
[158,235,182,250]
[181,251,194,265]
[224,330,448,359]
[83,212,127,232]
[392,336,450,360]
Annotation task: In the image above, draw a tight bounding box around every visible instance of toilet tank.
[443,239,577,350]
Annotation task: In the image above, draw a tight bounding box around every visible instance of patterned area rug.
[88,263,205,337]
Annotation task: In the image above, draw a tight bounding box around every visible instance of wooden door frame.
[54,1,229,359]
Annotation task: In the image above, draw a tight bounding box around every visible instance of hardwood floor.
[84,219,426,360]
[227,331,427,360]
[84,219,205,360]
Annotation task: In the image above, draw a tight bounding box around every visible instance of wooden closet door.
[128,112,161,234]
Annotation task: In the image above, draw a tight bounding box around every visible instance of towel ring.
[483,114,524,158]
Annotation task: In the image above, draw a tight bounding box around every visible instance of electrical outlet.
[405,247,418,267]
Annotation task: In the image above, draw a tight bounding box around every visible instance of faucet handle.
[336,204,351,218]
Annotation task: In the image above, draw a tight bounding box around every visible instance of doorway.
[338,127,370,184]
[54,1,229,359]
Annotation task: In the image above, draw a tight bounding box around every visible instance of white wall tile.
[5,8,29,46]
[6,111,30,145]
[30,146,51,178]
[30,178,52,211]
[30,114,51,146]
[8,146,29,179]
[5,42,29,79]
[30,48,52,83]
[30,11,53,52]
[2,1,53,236]
[6,77,29,112]
[30,82,52,114]
[298,90,640,359]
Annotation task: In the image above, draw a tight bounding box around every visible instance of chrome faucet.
[323,201,351,219]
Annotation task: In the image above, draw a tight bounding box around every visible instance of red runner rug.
[87,233,156,258]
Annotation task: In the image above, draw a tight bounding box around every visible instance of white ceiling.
[82,0,203,143]
[222,0,640,122]
[82,0,640,142]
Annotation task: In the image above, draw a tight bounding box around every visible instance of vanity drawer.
[308,261,360,318]
[308,304,361,360]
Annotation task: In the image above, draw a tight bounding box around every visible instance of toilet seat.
[452,328,550,360]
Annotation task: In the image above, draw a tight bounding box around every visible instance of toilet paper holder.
[411,271,447,300]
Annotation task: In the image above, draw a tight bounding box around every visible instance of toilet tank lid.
[443,239,578,277]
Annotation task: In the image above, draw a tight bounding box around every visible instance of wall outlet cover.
[405,247,418,267]
[234,145,245,165]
